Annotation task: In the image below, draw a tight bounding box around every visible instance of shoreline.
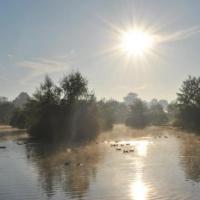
[0,124,26,133]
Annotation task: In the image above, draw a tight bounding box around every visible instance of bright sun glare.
[120,29,155,57]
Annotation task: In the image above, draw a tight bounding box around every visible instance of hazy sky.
[1,0,200,101]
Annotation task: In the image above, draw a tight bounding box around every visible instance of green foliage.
[126,99,168,129]
[72,100,100,141]
[10,71,115,143]
[10,108,26,129]
[109,100,129,123]
[177,76,200,107]
[34,75,61,105]
[61,72,88,103]
[148,103,168,125]
[126,99,149,128]
[176,76,200,130]
[97,100,116,130]
[167,101,179,125]
[13,92,29,108]
[0,102,15,124]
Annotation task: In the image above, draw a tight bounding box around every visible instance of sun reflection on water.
[130,174,148,200]
[117,139,151,157]
[129,140,151,200]
[135,140,150,157]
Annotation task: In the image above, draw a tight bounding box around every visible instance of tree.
[0,96,8,103]
[149,98,158,107]
[61,72,88,104]
[167,101,179,125]
[148,103,168,125]
[158,99,168,111]
[0,102,15,124]
[34,75,61,105]
[108,100,128,123]
[10,72,108,143]
[177,76,200,107]
[126,99,149,128]
[13,92,30,108]
[97,100,116,130]
[24,76,61,140]
[176,76,200,130]
[10,108,26,129]
[123,92,139,106]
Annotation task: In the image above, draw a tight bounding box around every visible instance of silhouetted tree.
[126,99,149,128]
[10,108,26,129]
[61,72,88,104]
[23,76,62,140]
[10,72,113,143]
[123,92,139,106]
[176,76,200,130]
[158,99,168,111]
[98,100,116,130]
[148,103,168,125]
[167,101,179,125]
[13,92,30,108]
[0,102,15,124]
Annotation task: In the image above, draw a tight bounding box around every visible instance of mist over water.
[0,125,200,200]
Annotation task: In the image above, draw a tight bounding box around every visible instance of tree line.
[126,98,168,128]
[125,75,200,132]
[9,72,121,142]
[0,73,200,142]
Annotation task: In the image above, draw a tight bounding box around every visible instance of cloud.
[157,26,200,44]
[17,56,75,83]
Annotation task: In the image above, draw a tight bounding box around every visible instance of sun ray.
[88,14,200,76]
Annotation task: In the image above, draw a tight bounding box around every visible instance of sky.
[1,0,200,102]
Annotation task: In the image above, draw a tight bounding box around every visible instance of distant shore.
[0,124,25,132]
[0,125,27,140]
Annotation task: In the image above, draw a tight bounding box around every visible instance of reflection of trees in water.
[25,142,102,199]
[62,146,100,199]
[180,135,200,182]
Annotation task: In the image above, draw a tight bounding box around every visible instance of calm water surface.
[1,125,200,200]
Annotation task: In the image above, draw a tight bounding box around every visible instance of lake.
[0,125,200,200]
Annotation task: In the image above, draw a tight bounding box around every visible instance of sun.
[120,29,155,57]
